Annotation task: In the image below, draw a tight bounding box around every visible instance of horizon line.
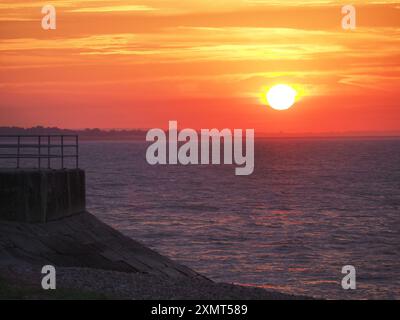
[1,126,400,138]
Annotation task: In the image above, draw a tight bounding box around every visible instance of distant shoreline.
[1,126,400,141]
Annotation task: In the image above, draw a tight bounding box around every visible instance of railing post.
[47,136,50,169]
[76,135,79,168]
[38,136,41,169]
[17,136,20,169]
[61,135,64,169]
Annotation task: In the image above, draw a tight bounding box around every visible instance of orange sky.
[0,1,400,134]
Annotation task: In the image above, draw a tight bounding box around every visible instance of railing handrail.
[0,134,79,169]
[0,134,78,137]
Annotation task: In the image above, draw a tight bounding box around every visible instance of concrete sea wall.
[0,169,85,223]
[0,168,202,279]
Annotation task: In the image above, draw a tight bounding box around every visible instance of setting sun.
[266,84,297,111]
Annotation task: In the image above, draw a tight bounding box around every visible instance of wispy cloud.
[68,5,158,13]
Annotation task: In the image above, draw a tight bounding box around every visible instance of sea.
[77,138,400,299]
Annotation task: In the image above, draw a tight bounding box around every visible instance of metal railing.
[0,135,79,169]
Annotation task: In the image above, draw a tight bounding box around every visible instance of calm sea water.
[79,138,400,299]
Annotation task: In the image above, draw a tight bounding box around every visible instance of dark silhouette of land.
[0,126,147,141]
[1,126,400,140]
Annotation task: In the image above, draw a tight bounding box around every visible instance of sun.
[266,84,297,110]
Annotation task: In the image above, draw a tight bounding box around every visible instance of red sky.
[0,1,400,134]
